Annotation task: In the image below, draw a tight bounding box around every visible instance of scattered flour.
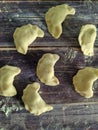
[0,97,23,117]
[65,126,71,130]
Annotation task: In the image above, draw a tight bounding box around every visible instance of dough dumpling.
[45,4,75,39]
[22,82,53,115]
[37,53,60,86]
[13,24,44,54]
[0,65,21,97]
[73,67,98,98]
[78,24,97,56]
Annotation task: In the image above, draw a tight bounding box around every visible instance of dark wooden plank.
[0,1,98,47]
[0,1,98,130]
[0,103,98,130]
[0,48,98,105]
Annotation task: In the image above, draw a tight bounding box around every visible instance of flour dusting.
[0,98,23,117]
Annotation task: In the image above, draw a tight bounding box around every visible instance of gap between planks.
[0,46,80,51]
[0,46,98,51]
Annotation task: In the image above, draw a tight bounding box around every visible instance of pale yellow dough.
[22,82,53,115]
[0,65,21,97]
[45,4,75,39]
[78,24,97,56]
[13,24,44,54]
[37,53,60,86]
[73,67,98,98]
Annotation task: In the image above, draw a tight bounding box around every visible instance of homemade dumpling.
[73,67,98,98]
[0,65,21,97]
[22,82,53,115]
[78,24,97,56]
[37,53,60,86]
[45,4,75,39]
[13,24,44,54]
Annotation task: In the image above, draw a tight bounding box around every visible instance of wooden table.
[0,1,98,130]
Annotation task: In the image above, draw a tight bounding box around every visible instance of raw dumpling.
[37,53,60,86]
[45,4,75,39]
[0,65,21,97]
[13,24,44,54]
[22,82,53,115]
[73,67,98,98]
[78,24,97,56]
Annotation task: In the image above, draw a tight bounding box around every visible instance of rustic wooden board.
[0,48,98,130]
[1,48,98,104]
[0,1,98,130]
[0,1,98,47]
[0,103,98,130]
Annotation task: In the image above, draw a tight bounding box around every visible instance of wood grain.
[0,1,98,130]
[1,48,98,103]
[0,1,98,47]
[0,48,98,129]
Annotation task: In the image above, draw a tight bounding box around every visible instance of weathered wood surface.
[1,48,98,104]
[0,1,98,47]
[0,1,98,130]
